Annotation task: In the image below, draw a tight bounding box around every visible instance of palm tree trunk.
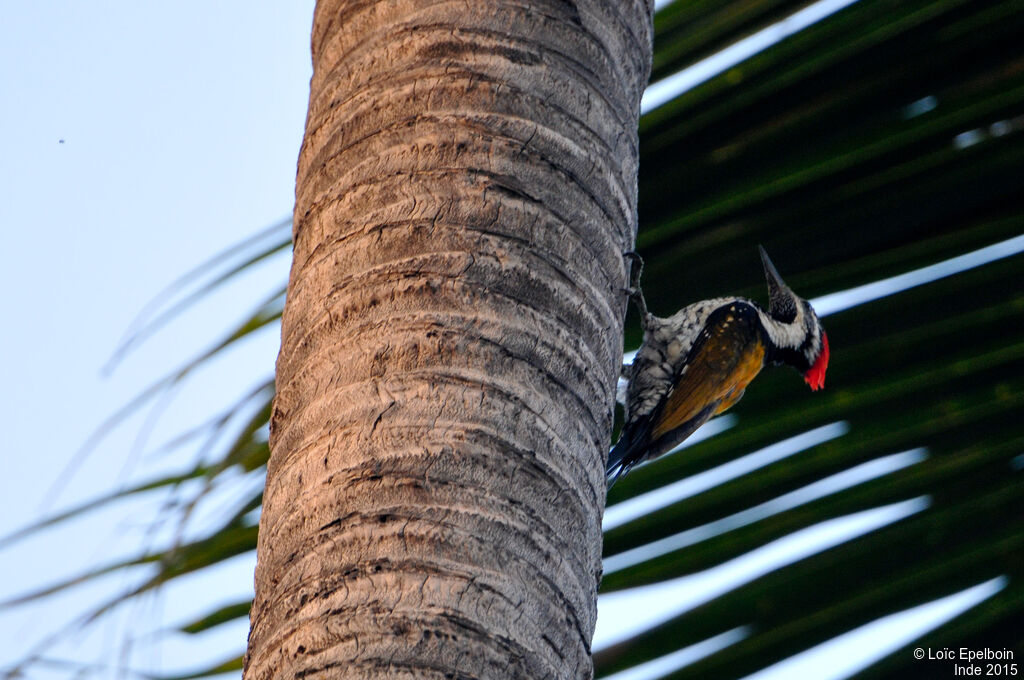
[244,1,652,678]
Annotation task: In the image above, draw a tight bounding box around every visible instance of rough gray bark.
[245,1,652,678]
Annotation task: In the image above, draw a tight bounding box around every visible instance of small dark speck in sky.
[59,139,65,144]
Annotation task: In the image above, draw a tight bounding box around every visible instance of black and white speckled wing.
[623,297,744,423]
[608,297,755,481]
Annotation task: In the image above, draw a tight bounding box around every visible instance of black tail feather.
[606,426,645,488]
[606,404,719,488]
[606,431,632,476]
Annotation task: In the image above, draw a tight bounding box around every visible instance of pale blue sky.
[0,2,1010,679]
[0,2,313,675]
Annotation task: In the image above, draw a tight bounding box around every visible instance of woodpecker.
[608,247,829,483]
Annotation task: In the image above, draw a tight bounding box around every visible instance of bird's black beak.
[759,245,788,292]
[759,246,796,321]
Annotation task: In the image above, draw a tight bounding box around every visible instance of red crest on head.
[804,332,829,391]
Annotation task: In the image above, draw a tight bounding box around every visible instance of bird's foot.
[623,251,644,295]
[622,251,650,320]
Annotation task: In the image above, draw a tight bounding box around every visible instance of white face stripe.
[757,298,823,365]
[757,306,805,351]
[761,292,823,366]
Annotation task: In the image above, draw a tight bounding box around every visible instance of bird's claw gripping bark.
[622,251,650,323]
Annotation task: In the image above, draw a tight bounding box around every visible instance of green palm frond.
[598,0,1024,676]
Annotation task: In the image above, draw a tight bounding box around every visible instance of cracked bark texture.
[244,1,652,678]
